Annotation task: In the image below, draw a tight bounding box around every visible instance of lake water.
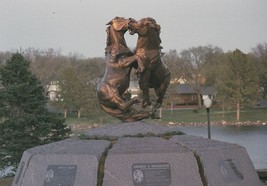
[177,125,267,170]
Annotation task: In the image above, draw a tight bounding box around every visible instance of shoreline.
[70,120,267,133]
[165,120,267,127]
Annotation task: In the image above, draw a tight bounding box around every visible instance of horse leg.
[152,73,171,116]
[149,88,162,120]
[120,97,140,111]
[109,90,139,112]
[112,55,144,72]
[138,70,152,108]
[98,83,139,112]
[142,88,151,108]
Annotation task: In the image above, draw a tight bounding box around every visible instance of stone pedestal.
[171,135,261,186]
[13,121,261,186]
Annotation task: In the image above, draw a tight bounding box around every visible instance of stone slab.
[85,121,182,139]
[103,137,202,186]
[12,138,111,186]
[171,135,261,186]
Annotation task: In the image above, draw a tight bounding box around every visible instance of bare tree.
[179,45,222,108]
[25,48,69,94]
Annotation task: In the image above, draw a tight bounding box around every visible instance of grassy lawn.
[160,107,267,124]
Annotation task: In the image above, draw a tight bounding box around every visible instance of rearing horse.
[129,17,171,115]
[97,17,151,122]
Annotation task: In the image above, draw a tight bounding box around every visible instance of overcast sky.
[1,0,267,57]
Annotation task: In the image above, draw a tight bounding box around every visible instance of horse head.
[128,17,160,34]
[106,16,131,32]
[105,17,132,56]
[128,17,162,50]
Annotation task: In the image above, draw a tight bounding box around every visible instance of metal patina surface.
[97,17,170,122]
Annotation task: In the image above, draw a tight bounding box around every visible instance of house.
[46,81,60,101]
[127,80,140,98]
[174,84,215,105]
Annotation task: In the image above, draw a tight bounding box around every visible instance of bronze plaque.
[220,159,244,182]
[132,163,171,186]
[43,165,77,186]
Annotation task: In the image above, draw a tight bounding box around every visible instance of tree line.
[1,43,267,122]
[163,43,267,121]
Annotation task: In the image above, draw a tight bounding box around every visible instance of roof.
[176,84,215,95]
[200,86,216,95]
[176,84,195,94]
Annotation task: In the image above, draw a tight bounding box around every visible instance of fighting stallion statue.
[97,17,170,122]
[97,17,151,122]
[129,17,171,117]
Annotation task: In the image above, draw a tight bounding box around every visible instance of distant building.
[46,81,60,101]
[128,80,140,98]
[45,79,216,106]
[174,84,216,105]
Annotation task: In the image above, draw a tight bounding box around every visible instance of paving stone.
[103,137,202,186]
[12,138,111,186]
[171,135,261,186]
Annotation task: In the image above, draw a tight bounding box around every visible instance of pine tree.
[0,53,71,171]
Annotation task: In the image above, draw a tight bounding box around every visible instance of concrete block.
[12,138,111,186]
[171,135,261,186]
[103,137,202,186]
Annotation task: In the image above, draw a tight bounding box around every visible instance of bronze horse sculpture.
[129,17,171,116]
[97,17,151,122]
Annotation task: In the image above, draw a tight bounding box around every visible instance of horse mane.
[105,26,112,55]
[145,17,163,49]
[105,24,132,57]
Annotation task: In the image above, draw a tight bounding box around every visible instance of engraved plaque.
[220,159,244,182]
[132,163,171,186]
[43,165,77,186]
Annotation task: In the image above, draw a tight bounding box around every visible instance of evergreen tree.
[0,53,71,171]
[251,43,267,99]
